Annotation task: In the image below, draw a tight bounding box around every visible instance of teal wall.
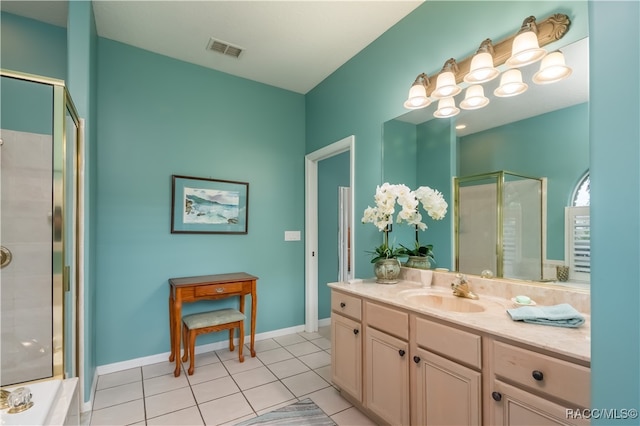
[0,77,53,135]
[416,119,455,269]
[460,103,589,260]
[381,118,456,269]
[306,1,589,281]
[318,151,350,319]
[589,2,640,422]
[382,119,418,253]
[67,0,98,403]
[0,12,67,79]
[95,38,305,364]
[383,119,417,187]
[1,11,64,135]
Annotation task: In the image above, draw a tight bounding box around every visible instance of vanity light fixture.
[494,69,528,97]
[464,39,500,84]
[460,85,490,110]
[532,50,573,84]
[433,97,460,118]
[431,59,462,99]
[401,13,571,117]
[403,73,432,110]
[506,16,547,68]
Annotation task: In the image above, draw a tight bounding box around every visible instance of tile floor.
[84,326,376,425]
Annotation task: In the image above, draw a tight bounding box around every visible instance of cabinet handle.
[353,329,359,335]
[492,391,502,402]
[216,287,224,293]
[413,356,421,364]
[340,302,346,308]
[532,370,544,381]
[398,349,406,357]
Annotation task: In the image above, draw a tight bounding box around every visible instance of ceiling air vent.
[207,38,243,58]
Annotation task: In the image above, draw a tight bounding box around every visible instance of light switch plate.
[284,231,301,241]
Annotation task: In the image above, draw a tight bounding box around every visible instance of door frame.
[304,135,355,332]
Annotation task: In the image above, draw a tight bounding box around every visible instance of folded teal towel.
[507,303,585,328]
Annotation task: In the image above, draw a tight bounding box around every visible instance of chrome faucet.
[451,274,478,300]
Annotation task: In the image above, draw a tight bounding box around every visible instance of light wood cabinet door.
[331,313,362,402]
[412,346,482,426]
[365,326,410,426]
[490,380,589,426]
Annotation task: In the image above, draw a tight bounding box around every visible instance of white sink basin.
[405,294,486,312]
[399,289,494,313]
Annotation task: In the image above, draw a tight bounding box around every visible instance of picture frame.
[171,175,249,234]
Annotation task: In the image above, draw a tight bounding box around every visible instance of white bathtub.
[0,378,78,425]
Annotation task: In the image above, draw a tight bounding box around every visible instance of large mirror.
[383,37,589,285]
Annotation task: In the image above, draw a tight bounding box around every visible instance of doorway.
[304,136,355,332]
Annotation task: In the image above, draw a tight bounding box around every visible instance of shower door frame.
[454,170,545,280]
[1,69,82,385]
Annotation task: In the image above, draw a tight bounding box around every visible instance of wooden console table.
[168,272,258,377]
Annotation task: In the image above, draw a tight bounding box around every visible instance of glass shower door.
[1,72,79,386]
[0,77,56,385]
[455,171,544,281]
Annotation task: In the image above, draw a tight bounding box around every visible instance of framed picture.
[171,175,249,234]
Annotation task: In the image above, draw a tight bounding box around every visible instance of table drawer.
[331,291,362,321]
[194,282,244,297]
[414,316,481,369]
[365,301,408,340]
[493,341,590,407]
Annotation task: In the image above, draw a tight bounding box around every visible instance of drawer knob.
[353,329,359,335]
[491,391,502,402]
[398,349,406,357]
[216,288,224,293]
[340,302,346,308]
[532,370,544,381]
[413,356,421,364]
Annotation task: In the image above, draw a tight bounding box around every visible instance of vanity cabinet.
[489,340,590,426]
[330,286,591,426]
[331,290,362,402]
[411,315,482,425]
[364,301,410,425]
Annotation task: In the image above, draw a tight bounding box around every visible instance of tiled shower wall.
[0,128,53,385]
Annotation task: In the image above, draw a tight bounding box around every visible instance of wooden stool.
[181,308,246,375]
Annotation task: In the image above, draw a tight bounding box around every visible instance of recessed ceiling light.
[456,124,467,130]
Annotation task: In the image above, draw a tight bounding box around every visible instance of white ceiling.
[2,1,588,135]
[1,0,424,94]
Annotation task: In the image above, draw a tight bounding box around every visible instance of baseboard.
[94,323,317,377]
[318,317,331,327]
[81,369,99,413]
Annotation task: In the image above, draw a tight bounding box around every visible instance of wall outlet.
[284,231,301,241]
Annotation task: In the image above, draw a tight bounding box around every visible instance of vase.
[404,256,431,270]
[374,258,401,284]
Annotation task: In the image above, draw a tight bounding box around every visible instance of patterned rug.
[234,398,336,426]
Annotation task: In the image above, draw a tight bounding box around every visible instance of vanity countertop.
[328,279,591,364]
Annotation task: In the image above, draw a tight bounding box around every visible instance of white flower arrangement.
[362,183,447,230]
[362,183,448,262]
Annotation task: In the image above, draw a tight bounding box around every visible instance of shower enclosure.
[454,171,544,281]
[1,70,81,387]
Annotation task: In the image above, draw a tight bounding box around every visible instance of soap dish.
[511,297,537,307]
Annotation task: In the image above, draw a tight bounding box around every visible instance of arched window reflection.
[572,172,590,207]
